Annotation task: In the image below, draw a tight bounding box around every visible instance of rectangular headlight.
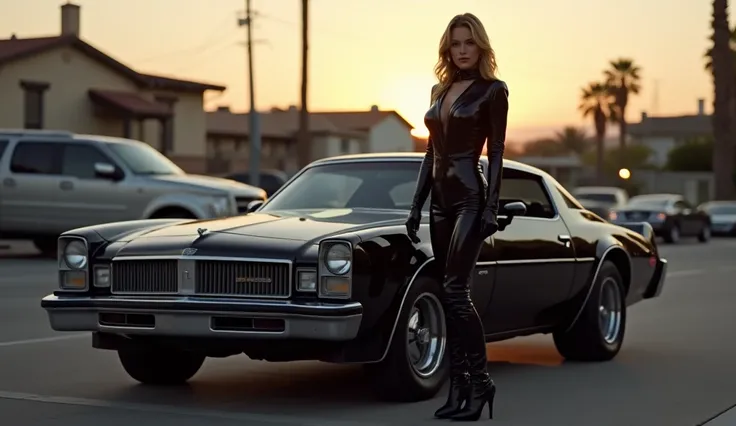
[296,269,317,292]
[318,240,352,299]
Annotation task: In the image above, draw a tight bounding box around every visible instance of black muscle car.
[41,153,668,402]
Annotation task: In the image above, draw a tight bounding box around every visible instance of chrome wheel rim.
[406,292,446,378]
[598,277,622,345]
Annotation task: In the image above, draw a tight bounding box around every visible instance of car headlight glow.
[63,240,88,269]
[325,243,351,275]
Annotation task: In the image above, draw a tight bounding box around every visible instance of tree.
[604,59,642,150]
[581,145,654,173]
[711,0,736,199]
[578,82,616,183]
[553,126,591,156]
[521,137,567,157]
[666,137,713,171]
[296,0,311,169]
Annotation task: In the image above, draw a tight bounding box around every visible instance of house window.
[340,138,350,153]
[20,81,50,129]
[155,95,177,155]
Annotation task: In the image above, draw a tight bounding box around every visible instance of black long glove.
[406,85,438,244]
[480,81,509,239]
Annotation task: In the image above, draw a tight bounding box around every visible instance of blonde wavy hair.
[431,13,498,103]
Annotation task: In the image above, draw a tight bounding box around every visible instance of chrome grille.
[195,260,290,298]
[111,259,178,294]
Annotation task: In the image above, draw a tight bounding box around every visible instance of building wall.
[369,115,413,152]
[0,45,210,172]
[633,136,678,167]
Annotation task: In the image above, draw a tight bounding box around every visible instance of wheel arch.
[368,255,437,364]
[563,241,631,333]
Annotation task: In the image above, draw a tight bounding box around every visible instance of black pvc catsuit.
[407,69,508,420]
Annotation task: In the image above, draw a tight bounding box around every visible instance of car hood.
[149,174,265,196]
[112,209,407,258]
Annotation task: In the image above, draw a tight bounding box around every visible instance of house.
[312,106,414,153]
[627,99,712,167]
[206,106,367,174]
[0,3,226,173]
[205,105,414,174]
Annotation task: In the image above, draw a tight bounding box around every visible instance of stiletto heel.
[434,373,471,418]
[450,382,496,422]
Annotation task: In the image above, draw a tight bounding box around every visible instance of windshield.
[575,193,617,204]
[106,141,185,175]
[261,161,423,212]
[703,204,736,215]
[627,197,670,208]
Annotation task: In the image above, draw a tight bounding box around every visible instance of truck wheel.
[118,347,205,385]
[553,260,627,362]
[365,276,448,402]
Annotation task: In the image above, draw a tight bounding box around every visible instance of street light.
[618,168,631,180]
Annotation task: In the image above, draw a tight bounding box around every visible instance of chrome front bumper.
[41,295,363,341]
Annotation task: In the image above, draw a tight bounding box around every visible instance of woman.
[405,12,508,422]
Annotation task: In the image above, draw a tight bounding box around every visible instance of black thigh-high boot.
[442,209,496,421]
[433,311,470,418]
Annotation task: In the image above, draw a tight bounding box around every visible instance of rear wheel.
[553,261,627,362]
[364,276,448,402]
[118,347,205,385]
[663,224,680,244]
[698,222,711,243]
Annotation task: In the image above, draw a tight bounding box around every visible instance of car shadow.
[101,339,594,413]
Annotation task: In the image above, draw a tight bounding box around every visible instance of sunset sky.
[0,0,715,143]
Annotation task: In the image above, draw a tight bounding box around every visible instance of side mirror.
[94,162,123,181]
[246,200,264,213]
[497,201,527,231]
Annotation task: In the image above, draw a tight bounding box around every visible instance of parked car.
[223,169,289,197]
[572,186,629,210]
[698,200,736,236]
[577,198,614,220]
[609,193,711,243]
[41,153,668,402]
[0,129,266,256]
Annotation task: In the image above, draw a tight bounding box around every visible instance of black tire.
[364,276,448,402]
[118,347,205,385]
[698,222,711,243]
[553,261,627,362]
[663,224,680,244]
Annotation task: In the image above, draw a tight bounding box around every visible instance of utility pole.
[296,0,310,169]
[239,0,261,187]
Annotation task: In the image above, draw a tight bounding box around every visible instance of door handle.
[60,180,74,190]
[2,177,16,188]
[558,234,572,248]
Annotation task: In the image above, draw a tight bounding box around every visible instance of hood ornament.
[182,248,197,256]
[197,228,207,237]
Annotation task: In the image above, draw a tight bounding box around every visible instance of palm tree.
[711,0,736,199]
[703,25,736,71]
[604,59,642,151]
[553,126,590,156]
[579,82,616,183]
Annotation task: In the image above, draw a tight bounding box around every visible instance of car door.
[673,199,698,235]
[2,140,66,234]
[58,142,133,230]
[482,168,577,333]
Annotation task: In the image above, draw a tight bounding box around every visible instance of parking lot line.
[0,334,87,348]
[0,390,384,426]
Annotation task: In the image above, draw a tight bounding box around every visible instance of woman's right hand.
[405,208,422,244]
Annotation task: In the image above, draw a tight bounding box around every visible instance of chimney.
[10,33,17,40]
[61,2,81,37]
[641,111,648,120]
[288,105,297,112]
[370,105,379,112]
[697,98,705,115]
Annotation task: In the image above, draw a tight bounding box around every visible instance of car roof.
[630,193,680,199]
[573,186,625,194]
[308,152,544,175]
[0,129,146,146]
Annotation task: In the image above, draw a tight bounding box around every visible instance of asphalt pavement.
[1,238,736,426]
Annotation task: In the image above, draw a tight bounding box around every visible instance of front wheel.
[698,223,711,243]
[364,276,448,402]
[553,260,627,362]
[118,346,205,385]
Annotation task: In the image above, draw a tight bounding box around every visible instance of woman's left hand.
[480,209,499,239]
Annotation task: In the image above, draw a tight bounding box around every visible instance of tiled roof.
[627,114,712,138]
[0,35,226,93]
[313,110,414,131]
[206,109,365,139]
[88,89,172,119]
